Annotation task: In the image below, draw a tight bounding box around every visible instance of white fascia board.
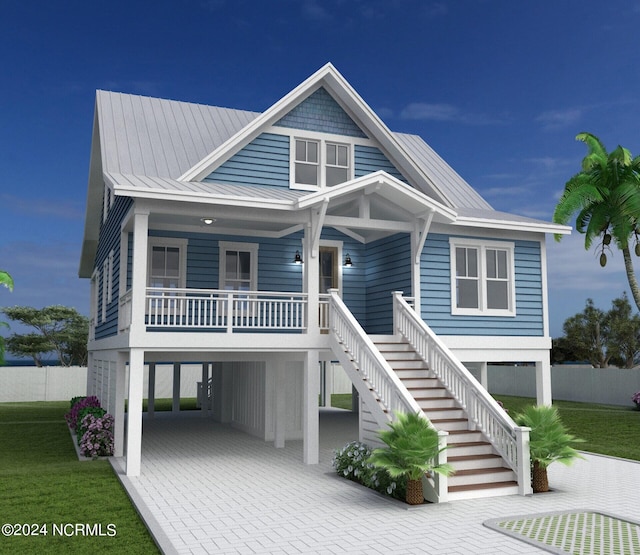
[453,215,572,235]
[296,171,456,221]
[112,184,296,211]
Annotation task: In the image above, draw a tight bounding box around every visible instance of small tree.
[562,299,610,367]
[1,306,88,367]
[367,411,454,505]
[607,293,640,368]
[514,405,584,493]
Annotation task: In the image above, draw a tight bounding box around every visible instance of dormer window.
[292,135,351,190]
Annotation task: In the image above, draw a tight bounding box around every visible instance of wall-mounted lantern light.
[294,250,303,264]
[344,253,353,267]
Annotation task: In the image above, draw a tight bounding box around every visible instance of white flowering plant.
[332,441,406,500]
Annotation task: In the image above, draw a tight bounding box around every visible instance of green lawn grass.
[495,395,640,461]
[0,401,159,554]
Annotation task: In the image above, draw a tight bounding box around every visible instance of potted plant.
[367,411,454,505]
[514,405,584,493]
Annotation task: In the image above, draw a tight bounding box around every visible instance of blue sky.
[1,0,640,338]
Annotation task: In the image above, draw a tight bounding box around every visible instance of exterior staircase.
[372,335,520,501]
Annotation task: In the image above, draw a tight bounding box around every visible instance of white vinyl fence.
[0,363,353,403]
[468,364,640,407]
[2,363,638,406]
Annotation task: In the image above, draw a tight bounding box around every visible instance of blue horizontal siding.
[354,145,407,183]
[420,233,544,336]
[365,234,411,334]
[204,133,290,188]
[274,87,366,138]
[94,196,133,340]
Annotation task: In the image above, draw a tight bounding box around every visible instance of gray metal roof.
[96,91,259,178]
[94,91,494,211]
[393,133,493,211]
[105,172,305,203]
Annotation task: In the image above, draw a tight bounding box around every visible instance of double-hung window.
[292,136,351,189]
[450,238,515,316]
[219,242,258,292]
[147,238,187,309]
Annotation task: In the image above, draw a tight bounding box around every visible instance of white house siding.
[231,361,266,438]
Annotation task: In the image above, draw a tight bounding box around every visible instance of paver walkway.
[112,409,640,554]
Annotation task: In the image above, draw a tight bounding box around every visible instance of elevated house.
[79,64,570,502]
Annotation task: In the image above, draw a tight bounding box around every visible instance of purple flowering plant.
[79,413,114,459]
[632,391,640,408]
[65,396,101,429]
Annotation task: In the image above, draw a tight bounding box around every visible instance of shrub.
[632,391,640,409]
[76,407,106,442]
[69,396,86,409]
[65,396,101,429]
[79,413,114,459]
[332,441,406,501]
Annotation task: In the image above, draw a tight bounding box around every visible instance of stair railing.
[392,292,532,496]
[328,290,449,502]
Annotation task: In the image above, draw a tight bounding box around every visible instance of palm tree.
[553,132,640,310]
[514,405,584,493]
[367,411,454,505]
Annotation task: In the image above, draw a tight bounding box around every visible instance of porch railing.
[118,288,330,332]
[392,292,532,495]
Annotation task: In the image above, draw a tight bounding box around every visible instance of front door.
[319,246,339,294]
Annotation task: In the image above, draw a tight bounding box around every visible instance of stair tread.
[448,453,502,462]
[453,467,513,477]
[448,481,518,493]
[448,440,492,447]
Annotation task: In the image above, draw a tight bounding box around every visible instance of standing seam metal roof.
[96,90,491,211]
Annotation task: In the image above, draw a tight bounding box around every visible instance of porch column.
[172,362,181,412]
[479,362,488,390]
[129,209,149,344]
[303,224,320,335]
[201,362,210,417]
[113,351,127,458]
[272,359,286,449]
[535,357,552,406]
[147,362,155,418]
[126,348,145,476]
[303,349,320,464]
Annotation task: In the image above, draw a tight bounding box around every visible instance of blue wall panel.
[94,196,133,340]
[364,234,412,334]
[204,133,290,188]
[354,145,407,183]
[274,87,366,138]
[420,233,544,336]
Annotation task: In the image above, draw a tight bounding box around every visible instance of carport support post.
[126,348,144,476]
[479,362,488,390]
[535,357,552,406]
[172,363,181,412]
[113,351,127,457]
[303,349,319,464]
[273,359,286,448]
[148,362,156,418]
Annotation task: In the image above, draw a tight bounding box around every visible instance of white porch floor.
[112,408,640,554]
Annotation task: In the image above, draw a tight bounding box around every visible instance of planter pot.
[532,460,549,493]
[406,479,424,505]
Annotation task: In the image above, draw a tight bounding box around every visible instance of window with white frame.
[292,135,351,189]
[450,238,515,316]
[219,242,258,291]
[147,238,188,310]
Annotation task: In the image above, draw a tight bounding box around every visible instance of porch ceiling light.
[294,250,303,264]
[200,217,216,225]
[344,253,353,267]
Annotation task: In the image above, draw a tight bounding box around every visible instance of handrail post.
[436,429,449,502]
[516,426,532,495]
[392,291,404,335]
[226,292,233,333]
